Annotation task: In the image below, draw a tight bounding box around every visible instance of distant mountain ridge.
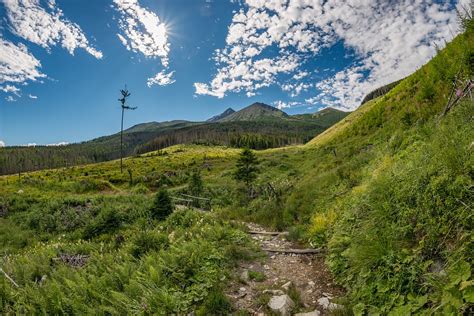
[0,103,350,175]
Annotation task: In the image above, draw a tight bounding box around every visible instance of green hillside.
[0,105,348,176]
[0,18,472,315]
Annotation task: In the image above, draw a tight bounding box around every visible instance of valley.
[0,2,473,315]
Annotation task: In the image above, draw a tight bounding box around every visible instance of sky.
[0,0,469,146]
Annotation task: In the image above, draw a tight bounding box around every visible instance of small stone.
[317,297,342,311]
[281,281,292,291]
[264,264,270,270]
[294,310,321,316]
[240,269,249,282]
[268,294,294,316]
[17,189,24,194]
[308,281,315,287]
[239,287,246,292]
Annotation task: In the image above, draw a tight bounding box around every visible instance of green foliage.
[196,287,233,315]
[129,230,169,258]
[248,270,266,282]
[151,189,174,221]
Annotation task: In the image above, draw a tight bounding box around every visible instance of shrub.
[129,230,168,258]
[196,287,232,316]
[83,207,124,239]
[151,189,174,221]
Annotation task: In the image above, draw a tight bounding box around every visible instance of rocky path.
[227,222,344,315]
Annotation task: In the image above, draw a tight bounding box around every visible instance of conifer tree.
[234,148,259,197]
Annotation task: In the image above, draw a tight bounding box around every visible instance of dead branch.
[0,268,19,287]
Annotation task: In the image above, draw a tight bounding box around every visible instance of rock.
[294,310,321,316]
[263,289,285,295]
[240,269,249,282]
[281,281,292,291]
[264,264,270,270]
[308,280,315,287]
[268,294,294,316]
[239,287,246,293]
[317,297,343,310]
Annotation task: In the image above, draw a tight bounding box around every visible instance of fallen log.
[261,248,325,254]
[248,231,289,236]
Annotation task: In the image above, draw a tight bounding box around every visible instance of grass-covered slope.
[276,24,474,314]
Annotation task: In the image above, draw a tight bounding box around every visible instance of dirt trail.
[227,222,344,315]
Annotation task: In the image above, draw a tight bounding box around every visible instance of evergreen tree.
[234,148,259,196]
[151,189,174,220]
[188,170,204,196]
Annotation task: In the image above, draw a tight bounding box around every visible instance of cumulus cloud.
[147,70,175,87]
[0,140,5,147]
[0,37,45,85]
[3,0,102,59]
[113,0,174,87]
[5,95,16,102]
[0,84,21,96]
[196,0,463,110]
[47,141,68,146]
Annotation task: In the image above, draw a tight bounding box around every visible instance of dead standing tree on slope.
[118,87,137,173]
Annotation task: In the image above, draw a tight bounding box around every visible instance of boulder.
[240,269,249,282]
[268,294,294,316]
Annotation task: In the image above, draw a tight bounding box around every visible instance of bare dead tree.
[118,87,137,173]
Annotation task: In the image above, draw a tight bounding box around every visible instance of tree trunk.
[120,108,124,173]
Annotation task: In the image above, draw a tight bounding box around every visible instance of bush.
[83,207,124,239]
[129,230,168,258]
[196,287,233,316]
[151,189,174,220]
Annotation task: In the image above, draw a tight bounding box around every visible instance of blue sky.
[0,0,466,146]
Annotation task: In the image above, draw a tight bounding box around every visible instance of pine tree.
[234,148,259,197]
[151,189,174,220]
[188,170,204,196]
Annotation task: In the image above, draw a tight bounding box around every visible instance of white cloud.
[3,0,102,59]
[196,0,463,110]
[113,0,174,87]
[0,37,45,85]
[47,141,68,146]
[5,95,16,102]
[28,94,38,99]
[0,140,5,147]
[272,100,302,110]
[0,84,21,96]
[147,70,175,87]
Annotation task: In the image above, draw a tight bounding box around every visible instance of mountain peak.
[207,107,236,122]
[217,102,288,122]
